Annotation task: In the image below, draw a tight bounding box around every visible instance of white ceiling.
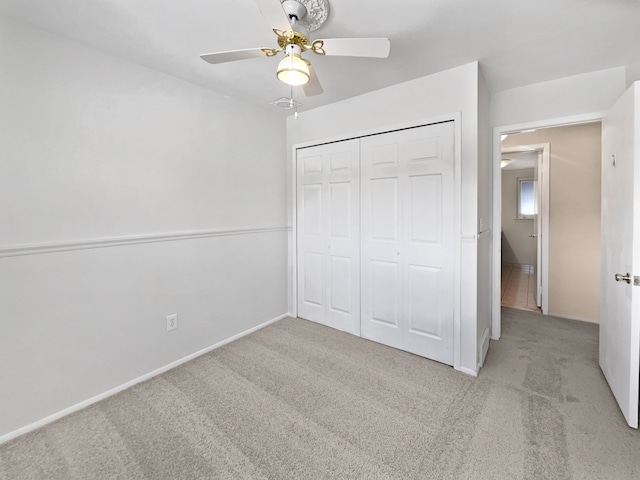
[501,151,538,171]
[2,0,640,115]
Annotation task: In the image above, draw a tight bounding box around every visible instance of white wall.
[626,62,640,88]
[491,67,626,128]
[287,62,482,374]
[0,17,288,440]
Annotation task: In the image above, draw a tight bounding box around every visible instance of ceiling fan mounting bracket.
[281,0,307,22]
[280,0,329,32]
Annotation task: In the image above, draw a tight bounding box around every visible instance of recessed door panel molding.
[329,255,352,314]
[370,177,399,241]
[302,184,323,236]
[371,144,399,167]
[407,265,441,338]
[361,122,455,365]
[303,155,323,175]
[297,139,361,336]
[370,260,400,326]
[329,182,351,238]
[303,252,323,307]
[409,174,442,245]
[330,152,352,172]
[408,138,439,162]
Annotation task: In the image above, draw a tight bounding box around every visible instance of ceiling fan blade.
[303,63,323,96]
[254,0,291,32]
[316,38,391,58]
[200,47,267,64]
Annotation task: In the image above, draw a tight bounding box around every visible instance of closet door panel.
[403,123,455,363]
[325,144,360,334]
[361,139,403,347]
[403,124,454,363]
[297,139,360,335]
[361,122,455,365]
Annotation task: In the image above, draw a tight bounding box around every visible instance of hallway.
[501,263,541,313]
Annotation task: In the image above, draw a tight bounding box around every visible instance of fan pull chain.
[290,85,299,120]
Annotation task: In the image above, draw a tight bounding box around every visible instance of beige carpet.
[1,307,639,479]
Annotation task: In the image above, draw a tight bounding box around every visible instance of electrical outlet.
[167,314,178,332]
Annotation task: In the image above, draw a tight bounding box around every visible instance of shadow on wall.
[501,231,516,264]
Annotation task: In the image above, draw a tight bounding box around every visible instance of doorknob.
[528,234,536,238]
[615,273,632,284]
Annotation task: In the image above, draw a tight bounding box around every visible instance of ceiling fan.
[200,0,391,98]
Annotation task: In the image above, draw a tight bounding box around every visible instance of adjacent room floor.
[501,262,541,313]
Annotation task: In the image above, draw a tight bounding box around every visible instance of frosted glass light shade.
[277,54,310,86]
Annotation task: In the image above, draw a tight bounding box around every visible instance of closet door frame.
[290,113,463,371]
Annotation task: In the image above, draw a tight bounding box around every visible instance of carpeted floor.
[1,307,639,479]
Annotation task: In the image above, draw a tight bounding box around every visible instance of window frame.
[516,176,536,220]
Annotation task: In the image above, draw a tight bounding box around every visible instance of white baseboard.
[548,312,599,324]
[0,313,289,446]
[457,366,478,377]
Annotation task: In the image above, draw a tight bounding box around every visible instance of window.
[517,177,536,219]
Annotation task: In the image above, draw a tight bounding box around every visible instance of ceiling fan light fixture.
[501,159,513,169]
[277,51,310,86]
[277,55,310,86]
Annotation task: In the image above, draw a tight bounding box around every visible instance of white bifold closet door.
[360,122,455,365]
[296,139,361,336]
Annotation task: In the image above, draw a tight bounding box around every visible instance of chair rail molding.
[0,227,291,258]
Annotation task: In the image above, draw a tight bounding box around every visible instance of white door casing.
[600,82,640,429]
[296,139,361,336]
[534,151,542,307]
[360,122,455,365]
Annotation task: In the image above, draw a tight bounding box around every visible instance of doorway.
[500,144,548,314]
[492,119,602,338]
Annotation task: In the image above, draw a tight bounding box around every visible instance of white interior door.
[360,122,455,365]
[297,139,361,336]
[600,82,640,429]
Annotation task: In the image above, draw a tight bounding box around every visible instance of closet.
[296,121,455,365]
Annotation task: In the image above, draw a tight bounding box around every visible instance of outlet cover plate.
[167,314,178,332]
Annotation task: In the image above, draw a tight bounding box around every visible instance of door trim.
[491,111,606,339]
[291,113,463,370]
